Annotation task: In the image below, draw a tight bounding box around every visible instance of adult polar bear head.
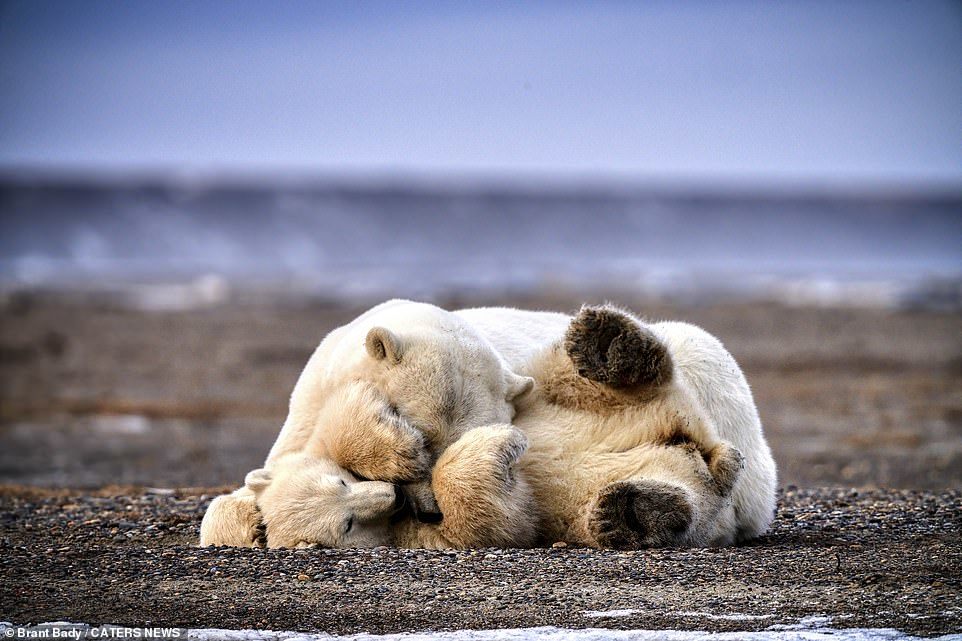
[265,299,534,468]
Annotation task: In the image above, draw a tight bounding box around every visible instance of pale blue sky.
[1,0,960,184]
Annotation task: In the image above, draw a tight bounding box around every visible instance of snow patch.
[583,609,775,622]
[676,611,775,621]
[186,625,962,641]
[583,610,639,619]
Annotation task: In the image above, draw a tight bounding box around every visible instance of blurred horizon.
[3,173,960,312]
[3,165,962,194]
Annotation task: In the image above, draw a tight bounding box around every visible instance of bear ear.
[366,327,403,364]
[245,468,273,495]
[504,372,534,401]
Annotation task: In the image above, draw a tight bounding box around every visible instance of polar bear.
[199,487,265,548]
[201,301,777,549]
[460,305,777,545]
[263,299,534,484]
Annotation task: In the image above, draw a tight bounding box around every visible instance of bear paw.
[379,425,432,482]
[588,480,692,549]
[565,306,672,389]
[485,425,529,468]
[440,425,528,490]
[470,425,528,487]
[707,443,745,498]
[402,479,443,523]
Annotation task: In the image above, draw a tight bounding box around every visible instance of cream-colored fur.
[461,307,777,543]
[249,425,538,549]
[266,300,533,478]
[651,321,778,541]
[200,300,776,549]
[201,300,533,547]
[243,453,399,549]
[199,487,263,548]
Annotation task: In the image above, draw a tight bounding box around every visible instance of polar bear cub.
[247,424,538,549]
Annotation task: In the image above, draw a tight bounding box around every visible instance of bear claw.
[565,306,672,389]
[589,480,693,549]
[388,432,432,482]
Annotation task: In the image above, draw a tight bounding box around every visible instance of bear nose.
[416,510,443,524]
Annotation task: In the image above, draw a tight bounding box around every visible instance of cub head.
[246,453,406,549]
[353,304,534,450]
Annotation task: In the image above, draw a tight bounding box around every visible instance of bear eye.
[340,479,347,487]
[345,517,354,533]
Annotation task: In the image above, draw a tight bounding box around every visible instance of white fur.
[266,300,532,465]
[455,307,777,541]
[654,321,777,540]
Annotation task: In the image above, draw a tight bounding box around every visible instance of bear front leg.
[587,479,693,549]
[401,478,442,522]
[325,409,431,484]
[429,425,538,548]
[565,305,673,389]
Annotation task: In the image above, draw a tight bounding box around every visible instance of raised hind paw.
[588,480,693,549]
[564,306,672,389]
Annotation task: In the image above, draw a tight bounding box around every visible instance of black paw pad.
[590,480,692,549]
[565,307,672,389]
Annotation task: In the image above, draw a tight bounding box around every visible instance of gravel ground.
[1,486,959,636]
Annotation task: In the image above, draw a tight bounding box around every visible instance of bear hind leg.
[565,306,672,389]
[588,479,693,549]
